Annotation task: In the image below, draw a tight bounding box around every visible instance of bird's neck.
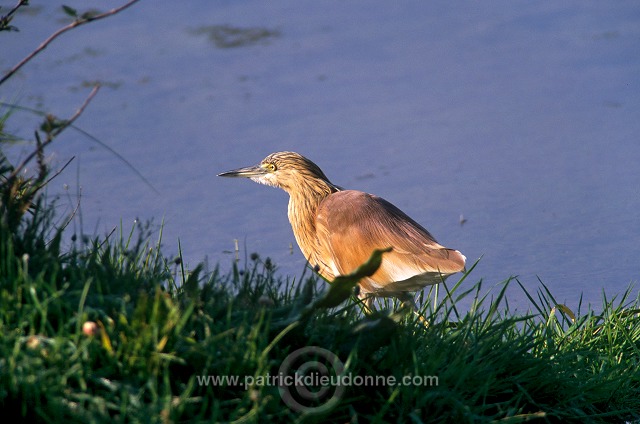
[286,179,337,266]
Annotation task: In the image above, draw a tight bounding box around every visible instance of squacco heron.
[218,151,466,309]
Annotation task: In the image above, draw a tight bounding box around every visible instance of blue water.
[2,0,639,310]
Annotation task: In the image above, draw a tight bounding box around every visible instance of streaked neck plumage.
[285,176,339,273]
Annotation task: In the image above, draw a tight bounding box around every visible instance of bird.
[218,151,466,310]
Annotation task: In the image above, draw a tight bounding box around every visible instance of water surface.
[3,0,639,310]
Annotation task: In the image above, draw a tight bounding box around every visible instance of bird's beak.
[218,164,266,178]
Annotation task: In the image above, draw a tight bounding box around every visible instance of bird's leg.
[355,285,376,314]
[363,296,375,313]
[396,293,428,325]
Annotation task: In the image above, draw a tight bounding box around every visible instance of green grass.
[5,3,636,421]
[1,170,639,423]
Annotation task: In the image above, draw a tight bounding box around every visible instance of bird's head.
[218,151,337,194]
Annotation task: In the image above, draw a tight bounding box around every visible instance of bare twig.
[98,226,117,250]
[0,100,159,194]
[7,85,100,181]
[0,0,142,86]
[0,0,28,32]
[49,84,100,139]
[37,155,75,190]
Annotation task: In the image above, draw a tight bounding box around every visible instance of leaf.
[81,9,101,20]
[0,15,19,33]
[272,248,392,327]
[62,5,78,18]
[182,263,203,300]
[554,303,576,322]
[312,247,392,310]
[156,335,168,352]
[97,320,113,354]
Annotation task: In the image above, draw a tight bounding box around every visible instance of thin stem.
[7,85,100,181]
[0,0,29,29]
[0,0,142,86]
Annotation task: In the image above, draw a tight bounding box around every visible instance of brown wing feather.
[315,190,465,295]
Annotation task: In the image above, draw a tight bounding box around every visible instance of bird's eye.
[264,163,277,172]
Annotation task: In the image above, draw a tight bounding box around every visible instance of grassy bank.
[1,167,639,423]
[3,3,639,422]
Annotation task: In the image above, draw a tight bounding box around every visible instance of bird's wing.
[315,190,465,294]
